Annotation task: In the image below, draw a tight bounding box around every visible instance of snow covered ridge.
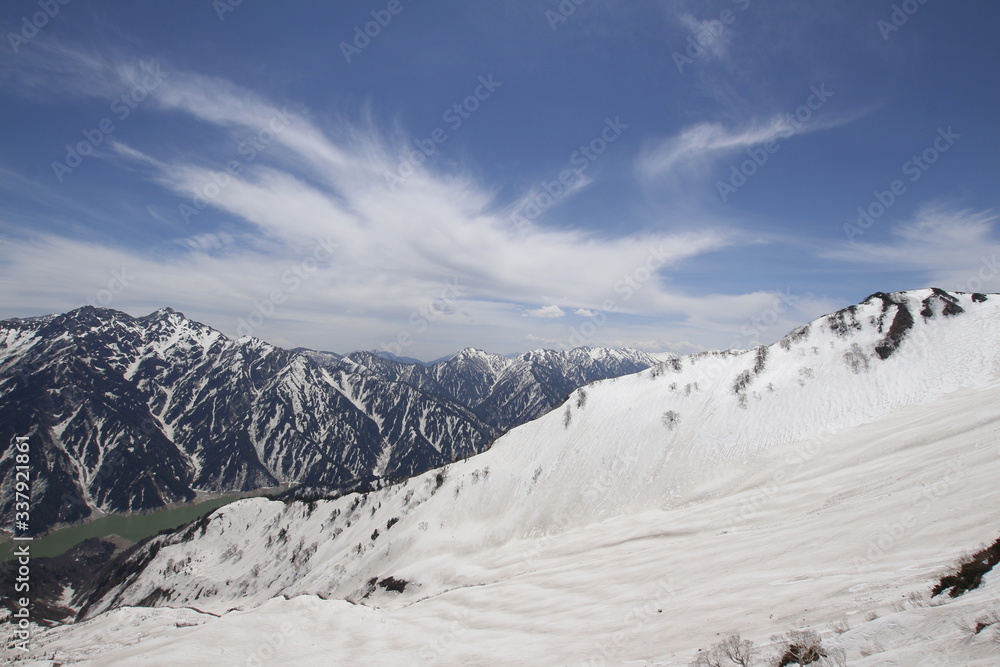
[0,306,660,535]
[70,288,999,617]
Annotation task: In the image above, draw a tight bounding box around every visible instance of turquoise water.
[0,491,275,561]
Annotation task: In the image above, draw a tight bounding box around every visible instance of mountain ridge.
[0,306,661,535]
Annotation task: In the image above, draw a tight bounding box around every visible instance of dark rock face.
[920,288,965,319]
[862,292,917,360]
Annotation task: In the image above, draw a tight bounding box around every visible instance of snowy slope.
[10,288,1000,665]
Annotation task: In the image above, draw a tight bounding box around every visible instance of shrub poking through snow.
[689,634,755,667]
[771,629,826,666]
[843,342,870,374]
[974,610,1000,634]
[956,610,1000,637]
[932,535,1000,598]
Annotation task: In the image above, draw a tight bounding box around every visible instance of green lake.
[1,491,278,562]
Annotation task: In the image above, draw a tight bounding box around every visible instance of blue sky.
[1,0,998,359]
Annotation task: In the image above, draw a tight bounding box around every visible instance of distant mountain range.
[0,306,663,535]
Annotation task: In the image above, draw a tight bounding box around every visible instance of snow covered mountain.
[21,288,1000,665]
[0,307,659,535]
[342,345,660,432]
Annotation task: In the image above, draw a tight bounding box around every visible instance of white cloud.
[574,308,598,317]
[822,205,1000,293]
[523,305,566,319]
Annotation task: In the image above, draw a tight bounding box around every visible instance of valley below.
[0,486,288,563]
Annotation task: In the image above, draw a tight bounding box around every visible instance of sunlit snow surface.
[9,289,1000,665]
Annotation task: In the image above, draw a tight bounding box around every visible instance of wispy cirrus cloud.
[636,100,870,183]
[0,45,823,357]
[637,119,795,180]
[822,205,1000,292]
[91,57,737,313]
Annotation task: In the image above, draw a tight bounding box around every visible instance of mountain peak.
[451,347,492,360]
[66,304,119,318]
[144,306,188,322]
